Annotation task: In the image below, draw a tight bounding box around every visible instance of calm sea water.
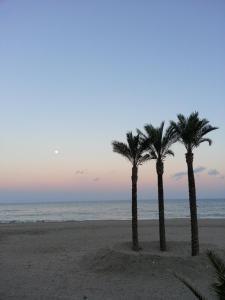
[0,199,224,223]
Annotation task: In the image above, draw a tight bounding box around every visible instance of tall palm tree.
[138,122,177,251]
[112,132,150,251]
[170,112,218,256]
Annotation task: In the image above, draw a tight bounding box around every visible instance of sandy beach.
[0,219,225,300]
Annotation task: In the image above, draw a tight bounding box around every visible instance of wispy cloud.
[93,177,100,182]
[208,169,224,180]
[172,171,187,181]
[75,169,87,175]
[194,166,206,174]
[172,166,225,181]
[208,169,220,176]
[172,166,206,180]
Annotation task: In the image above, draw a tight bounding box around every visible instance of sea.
[0,199,224,223]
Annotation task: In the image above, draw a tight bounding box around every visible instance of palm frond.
[197,125,218,143]
[174,273,207,300]
[136,128,146,139]
[177,113,188,124]
[207,251,225,274]
[175,252,225,300]
[197,138,213,146]
[161,125,178,157]
[207,251,225,299]
[170,112,218,151]
[150,150,157,159]
[138,153,151,165]
[112,131,150,167]
[126,132,138,160]
[164,149,174,157]
[112,141,132,163]
[159,121,165,145]
[141,122,176,161]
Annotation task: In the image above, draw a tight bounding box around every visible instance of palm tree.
[138,122,177,251]
[170,112,218,256]
[112,132,150,251]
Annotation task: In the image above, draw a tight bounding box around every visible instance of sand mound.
[115,241,216,257]
[81,241,224,276]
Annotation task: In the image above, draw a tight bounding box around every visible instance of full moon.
[53,149,60,155]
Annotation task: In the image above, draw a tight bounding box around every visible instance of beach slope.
[0,219,225,299]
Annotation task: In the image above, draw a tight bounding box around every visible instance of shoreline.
[0,217,225,225]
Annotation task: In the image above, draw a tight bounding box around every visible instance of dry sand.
[0,219,225,300]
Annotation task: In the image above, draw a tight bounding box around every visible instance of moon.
[53,149,60,155]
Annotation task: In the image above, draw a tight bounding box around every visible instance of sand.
[0,219,225,299]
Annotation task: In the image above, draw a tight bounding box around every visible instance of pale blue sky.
[0,0,224,202]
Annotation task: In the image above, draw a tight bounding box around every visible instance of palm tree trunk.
[186,152,199,256]
[131,165,139,251]
[156,160,166,251]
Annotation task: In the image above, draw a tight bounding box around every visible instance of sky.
[0,0,225,202]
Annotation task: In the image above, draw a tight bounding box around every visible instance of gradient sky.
[0,0,225,202]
